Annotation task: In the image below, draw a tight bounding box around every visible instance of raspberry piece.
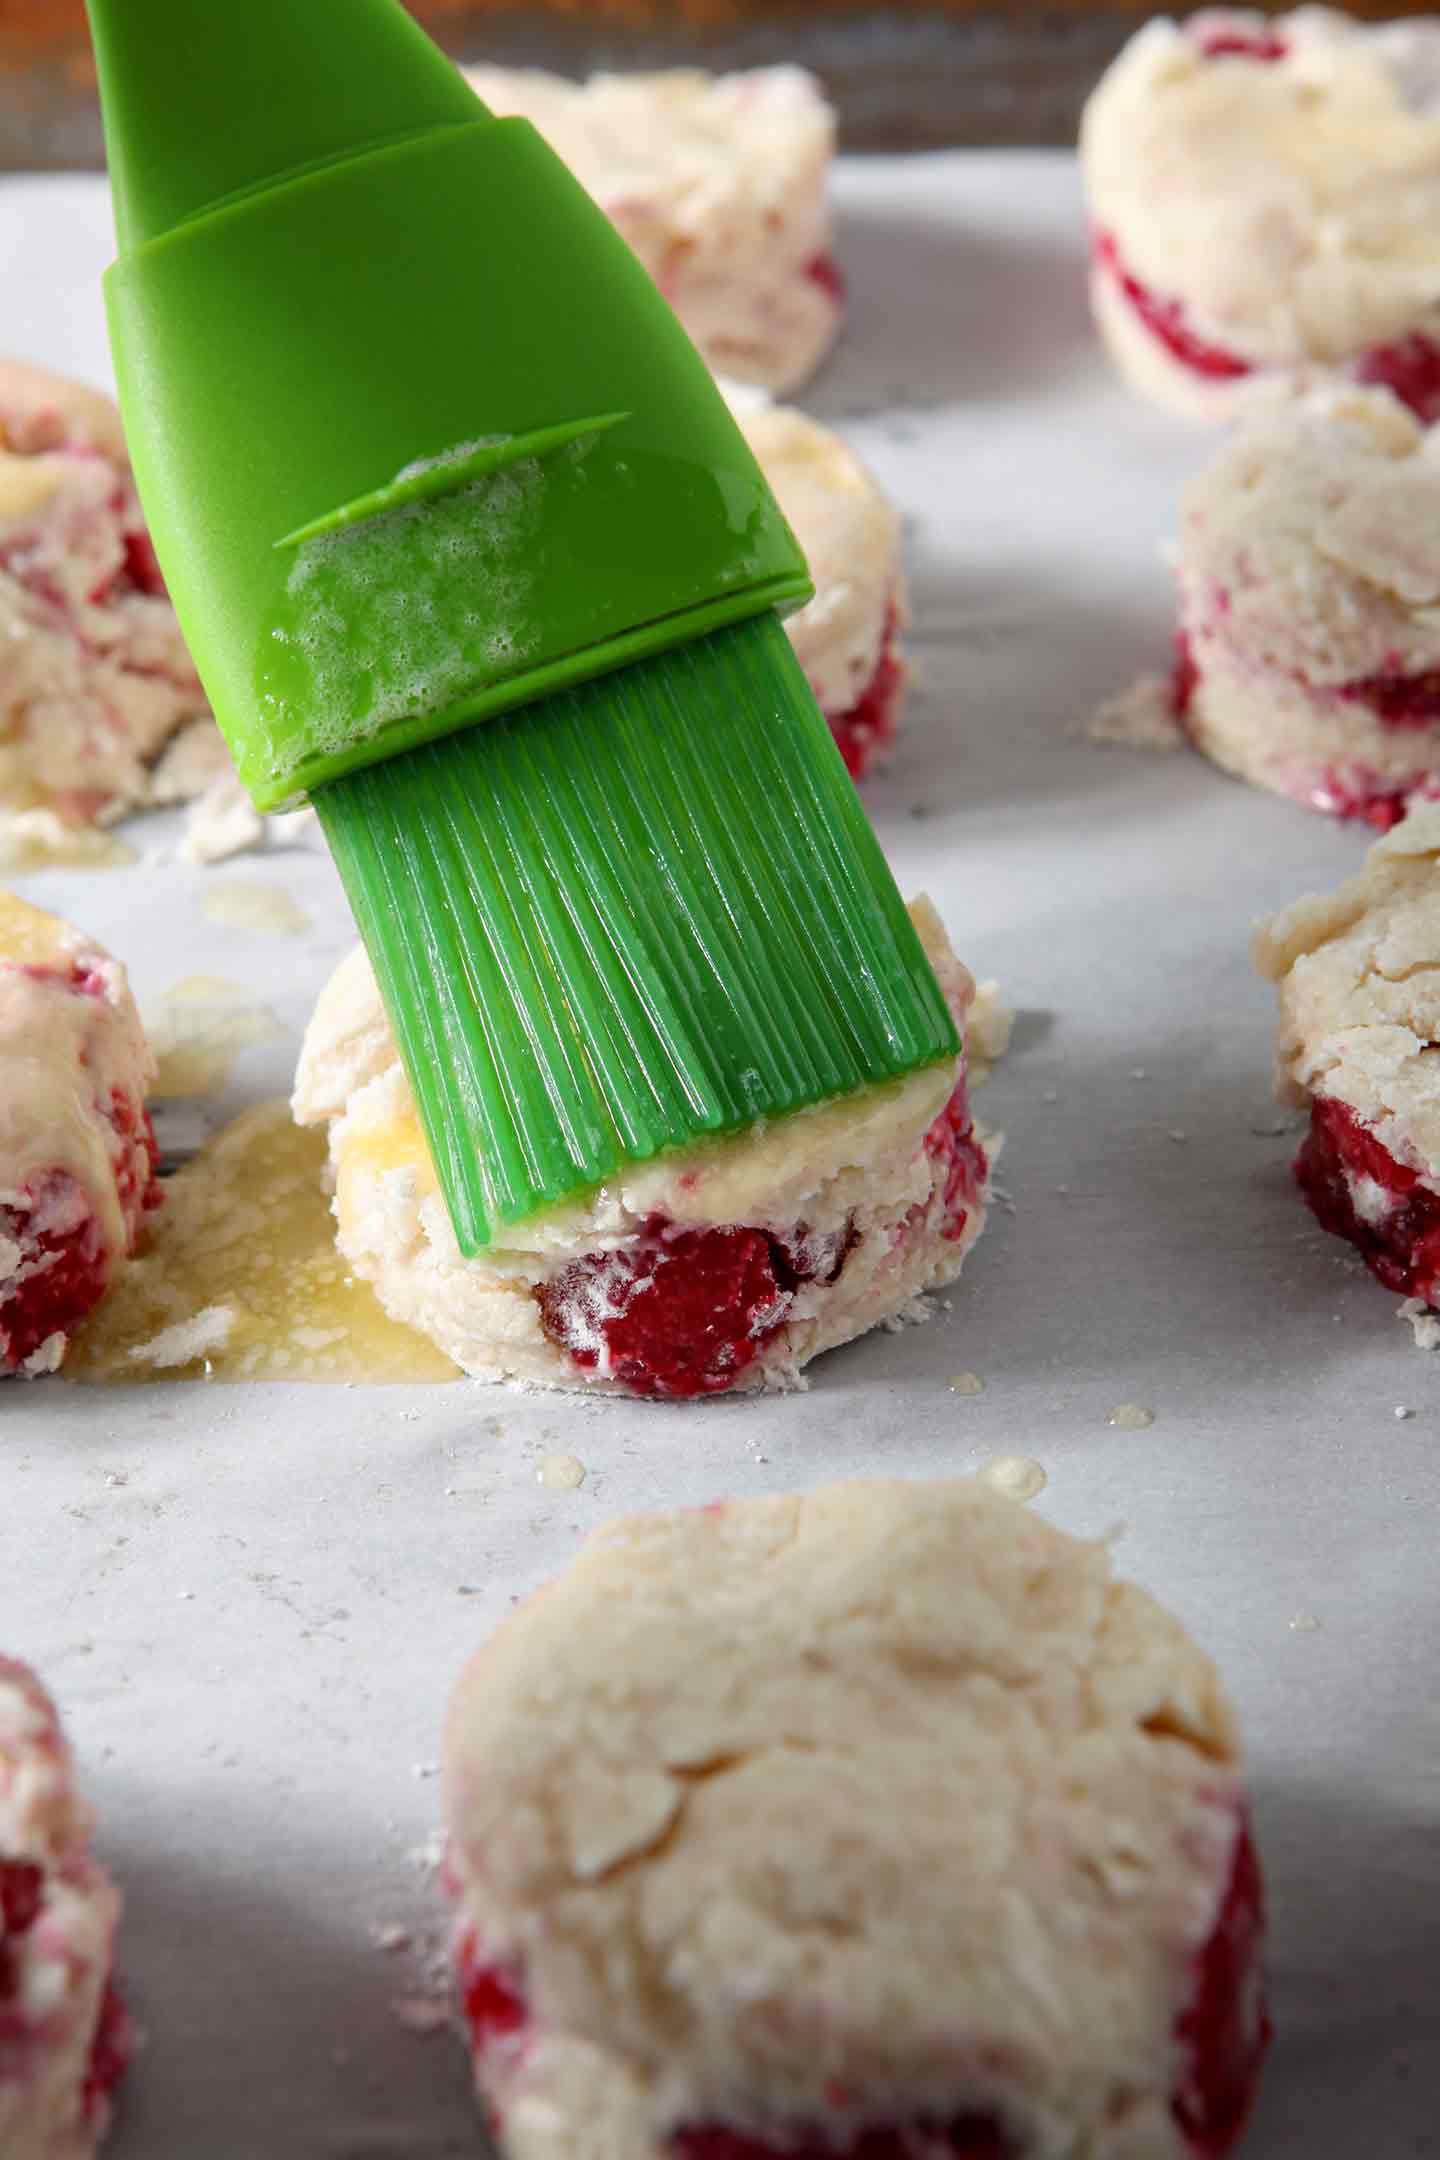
[0,1856,47,2007]
[827,613,905,781]
[1173,630,1201,723]
[0,1171,111,1373]
[925,1080,988,1243]
[1295,1094,1440,1300]
[537,1220,798,1398]
[1173,1819,1270,2157]
[1338,665,1440,731]
[1305,767,1429,830]
[804,252,847,306]
[1353,332,1440,426]
[0,1856,44,1937]
[463,1961,530,2052]
[1196,30,1288,60]
[81,1980,133,2118]
[1093,232,1254,383]
[536,1069,979,1392]
[120,526,168,598]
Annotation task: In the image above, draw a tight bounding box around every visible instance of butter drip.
[67,1099,458,1384]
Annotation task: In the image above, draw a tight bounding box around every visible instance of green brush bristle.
[315,613,958,1255]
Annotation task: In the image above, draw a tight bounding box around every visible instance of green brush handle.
[87,0,812,811]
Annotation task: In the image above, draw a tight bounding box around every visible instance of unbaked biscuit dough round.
[465,67,843,397]
[1082,9,1440,422]
[0,1656,130,2157]
[443,1478,1269,2160]
[0,358,223,833]
[1256,799,1440,1322]
[1174,385,1440,823]
[0,891,160,1377]
[292,901,989,1398]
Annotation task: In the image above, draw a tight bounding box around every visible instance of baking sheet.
[2,153,1437,2159]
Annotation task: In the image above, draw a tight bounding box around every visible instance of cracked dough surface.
[444,1477,1252,2160]
[1256,797,1440,1170]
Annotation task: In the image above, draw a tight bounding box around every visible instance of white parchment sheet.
[1,154,1436,2159]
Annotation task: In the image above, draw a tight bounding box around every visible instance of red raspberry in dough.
[0,890,159,1376]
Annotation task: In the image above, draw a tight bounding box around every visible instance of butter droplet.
[948,1371,984,1396]
[1288,1612,1322,1634]
[978,1455,1046,1502]
[1107,1403,1155,1431]
[537,1452,586,1491]
[201,880,311,938]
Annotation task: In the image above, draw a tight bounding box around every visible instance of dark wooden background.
[0,0,1418,163]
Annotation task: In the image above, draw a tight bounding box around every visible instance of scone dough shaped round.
[1256,800,1440,1306]
[292,899,989,1398]
[0,891,160,1376]
[1176,386,1440,824]
[444,1479,1268,2160]
[0,1656,130,2158]
[0,357,222,828]
[464,67,842,396]
[1082,9,1440,421]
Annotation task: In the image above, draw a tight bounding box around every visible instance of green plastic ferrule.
[88,0,813,811]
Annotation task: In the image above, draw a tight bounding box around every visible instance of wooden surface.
[0,0,1431,162]
[0,1,1254,162]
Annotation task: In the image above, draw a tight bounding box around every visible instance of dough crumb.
[1083,673,1185,751]
[391,1992,452,2035]
[128,1305,235,1370]
[181,774,265,865]
[1400,1296,1440,1349]
[967,980,1013,1087]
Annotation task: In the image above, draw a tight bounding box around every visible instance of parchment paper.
[1,155,1436,2159]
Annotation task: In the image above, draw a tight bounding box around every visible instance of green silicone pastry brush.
[85,0,958,1253]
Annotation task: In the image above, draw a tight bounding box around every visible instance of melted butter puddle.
[67,1099,459,1384]
[200,881,311,938]
[145,976,287,1097]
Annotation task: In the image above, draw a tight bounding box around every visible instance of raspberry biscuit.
[0,891,160,1376]
[0,1656,130,2156]
[1256,801,1440,1321]
[292,901,989,1398]
[464,68,842,395]
[1175,386,1440,825]
[1083,9,1440,422]
[443,1478,1269,2160]
[727,389,906,780]
[0,357,221,831]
